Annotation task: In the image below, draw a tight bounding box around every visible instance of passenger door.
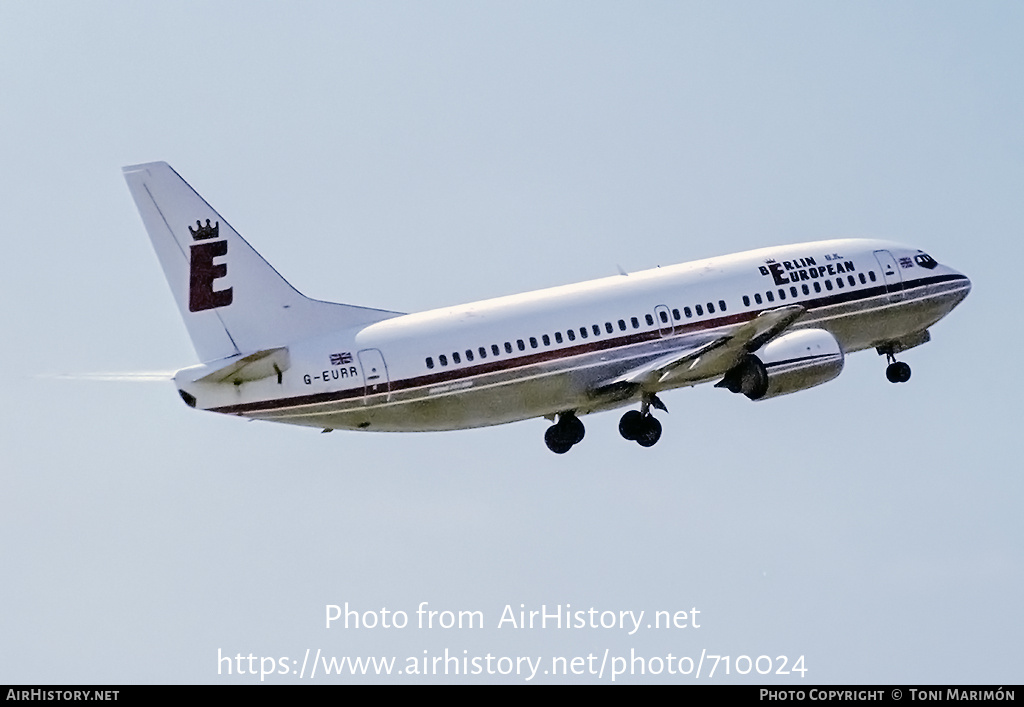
[358,348,390,402]
[873,250,904,303]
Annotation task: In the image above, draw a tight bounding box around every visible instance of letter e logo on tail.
[187,219,234,312]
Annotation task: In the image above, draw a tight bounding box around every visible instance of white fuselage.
[176,238,970,432]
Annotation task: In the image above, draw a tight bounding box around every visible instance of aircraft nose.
[945,265,972,304]
[952,268,972,292]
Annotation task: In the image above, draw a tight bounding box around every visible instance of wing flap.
[604,336,731,387]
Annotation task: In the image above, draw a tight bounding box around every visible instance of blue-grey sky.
[2,1,1021,684]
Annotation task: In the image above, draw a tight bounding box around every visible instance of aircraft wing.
[599,304,805,391]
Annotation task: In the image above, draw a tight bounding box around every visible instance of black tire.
[544,425,573,454]
[619,410,644,440]
[562,415,585,445]
[636,415,662,447]
[887,361,911,384]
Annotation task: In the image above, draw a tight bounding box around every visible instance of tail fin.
[123,162,402,362]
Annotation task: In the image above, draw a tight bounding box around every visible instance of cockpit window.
[915,253,938,269]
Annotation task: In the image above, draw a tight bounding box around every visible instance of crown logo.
[765,258,776,264]
[188,219,220,241]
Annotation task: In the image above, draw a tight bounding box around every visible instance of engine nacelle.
[717,329,844,401]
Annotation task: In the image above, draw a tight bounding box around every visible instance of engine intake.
[717,329,844,401]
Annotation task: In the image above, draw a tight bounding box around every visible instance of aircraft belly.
[242,344,679,432]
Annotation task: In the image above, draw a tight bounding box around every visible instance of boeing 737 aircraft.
[123,162,971,453]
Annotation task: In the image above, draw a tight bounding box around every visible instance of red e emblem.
[187,219,233,312]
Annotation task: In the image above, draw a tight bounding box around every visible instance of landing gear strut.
[618,393,666,448]
[544,412,585,454]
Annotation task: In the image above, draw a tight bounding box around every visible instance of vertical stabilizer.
[123,162,402,362]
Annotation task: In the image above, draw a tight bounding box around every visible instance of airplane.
[123,161,971,454]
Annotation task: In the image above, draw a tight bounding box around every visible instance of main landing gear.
[618,411,662,447]
[544,412,585,454]
[618,393,667,448]
[543,394,668,454]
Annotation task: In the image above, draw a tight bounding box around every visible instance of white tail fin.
[123,162,403,362]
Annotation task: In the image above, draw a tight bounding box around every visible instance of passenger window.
[813,282,821,293]
[742,295,750,307]
[869,271,877,282]
[593,324,601,336]
[848,275,856,287]
[672,308,681,320]
[766,291,775,302]
[631,317,639,329]
[836,278,844,289]
[491,344,500,356]
[695,304,704,316]
[529,337,538,349]
[517,339,525,351]
[479,347,487,359]
[567,330,576,341]
[802,284,809,295]
[605,322,613,334]
[754,293,763,304]
[859,273,867,284]
[452,352,461,364]
[426,357,434,369]
[778,289,786,300]
[659,310,669,323]
[504,342,513,354]
[684,307,692,318]
[465,349,474,362]
[824,280,833,291]
[719,299,727,311]
[555,332,563,344]
[706,302,715,313]
[645,314,654,326]
[542,334,550,346]
[579,327,588,339]
[439,354,448,366]
[618,319,627,331]
[790,287,797,298]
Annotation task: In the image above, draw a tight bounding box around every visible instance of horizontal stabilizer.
[190,347,291,385]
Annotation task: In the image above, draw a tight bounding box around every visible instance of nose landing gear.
[886,360,911,383]
[883,351,912,383]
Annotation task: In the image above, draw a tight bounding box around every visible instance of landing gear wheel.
[636,415,662,447]
[544,425,574,454]
[886,361,911,383]
[563,414,585,445]
[618,410,644,441]
[621,410,662,447]
[544,412,585,454]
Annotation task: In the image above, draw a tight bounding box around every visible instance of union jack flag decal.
[330,352,353,366]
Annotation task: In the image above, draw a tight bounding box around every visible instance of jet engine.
[716,328,844,401]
